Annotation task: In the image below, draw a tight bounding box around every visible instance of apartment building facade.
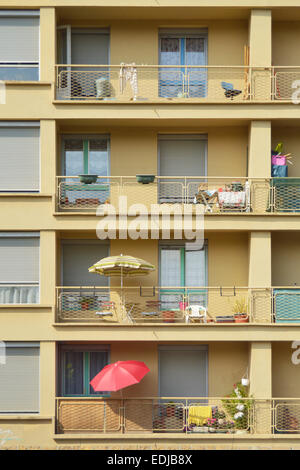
[1,1,300,449]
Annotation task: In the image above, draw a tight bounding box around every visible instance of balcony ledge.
[52,322,300,327]
[5,81,52,86]
[53,432,298,440]
[0,415,53,421]
[53,99,296,106]
[0,193,52,198]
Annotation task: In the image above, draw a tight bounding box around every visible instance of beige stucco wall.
[59,126,248,178]
[273,22,300,66]
[272,342,300,397]
[110,233,249,287]
[110,341,249,398]
[55,19,248,66]
[272,232,300,286]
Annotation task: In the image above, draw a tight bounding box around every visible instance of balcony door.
[159,242,207,308]
[57,27,110,97]
[61,135,110,206]
[159,29,207,98]
[159,346,208,398]
[158,135,207,203]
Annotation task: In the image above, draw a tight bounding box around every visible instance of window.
[159,345,208,398]
[0,343,40,413]
[0,233,39,304]
[159,29,207,98]
[0,123,40,192]
[61,135,110,206]
[60,345,110,397]
[62,240,109,287]
[158,135,207,203]
[62,135,109,177]
[159,242,208,307]
[0,11,39,81]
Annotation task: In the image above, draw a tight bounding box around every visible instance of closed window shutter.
[0,126,40,191]
[159,136,207,177]
[0,345,39,413]
[62,242,109,286]
[0,237,39,283]
[0,16,39,62]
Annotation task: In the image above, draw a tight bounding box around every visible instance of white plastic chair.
[185,305,207,323]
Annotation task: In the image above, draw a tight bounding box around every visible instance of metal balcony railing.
[56,286,300,324]
[56,176,300,214]
[56,176,273,213]
[55,64,285,102]
[56,397,300,435]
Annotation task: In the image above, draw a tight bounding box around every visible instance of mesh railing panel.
[57,399,122,433]
[56,177,276,214]
[55,65,275,102]
[56,288,122,323]
[57,177,119,211]
[56,398,257,435]
[273,290,300,323]
[274,402,300,433]
[274,70,300,101]
[56,287,286,324]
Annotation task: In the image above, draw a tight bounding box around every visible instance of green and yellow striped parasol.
[88,254,155,288]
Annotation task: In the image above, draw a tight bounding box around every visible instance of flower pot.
[136,174,155,184]
[162,310,175,323]
[166,406,175,417]
[81,302,90,310]
[79,174,98,184]
[234,314,249,323]
[241,378,249,386]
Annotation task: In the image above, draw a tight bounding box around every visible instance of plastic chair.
[221,82,242,100]
[185,305,208,323]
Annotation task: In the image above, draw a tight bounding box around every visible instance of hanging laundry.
[119,63,138,101]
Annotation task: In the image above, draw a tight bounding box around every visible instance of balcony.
[55,176,273,213]
[55,397,298,436]
[55,286,300,324]
[54,65,280,103]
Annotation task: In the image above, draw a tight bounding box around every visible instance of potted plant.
[79,174,98,184]
[222,382,252,432]
[80,296,93,310]
[166,401,176,417]
[136,175,155,184]
[162,310,176,323]
[233,298,249,323]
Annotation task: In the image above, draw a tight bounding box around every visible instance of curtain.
[89,351,109,395]
[0,285,39,304]
[63,351,84,395]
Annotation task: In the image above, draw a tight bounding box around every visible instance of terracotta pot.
[162,310,175,323]
[234,314,249,323]
[81,302,90,310]
[166,406,175,417]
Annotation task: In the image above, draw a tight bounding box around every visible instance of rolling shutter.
[0,344,39,413]
[0,14,39,63]
[0,124,40,191]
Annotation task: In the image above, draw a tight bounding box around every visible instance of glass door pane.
[186,38,207,98]
[89,351,109,395]
[71,30,110,98]
[159,38,183,98]
[63,351,84,395]
[160,248,183,309]
[185,248,207,305]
